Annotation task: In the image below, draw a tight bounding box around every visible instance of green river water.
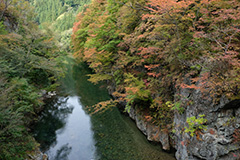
[32,58,176,160]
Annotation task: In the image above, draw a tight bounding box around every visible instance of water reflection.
[70,63,175,160]
[33,59,175,160]
[33,97,73,151]
[33,96,96,160]
[72,63,110,106]
[53,144,72,160]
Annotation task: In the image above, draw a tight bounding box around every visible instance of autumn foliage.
[72,0,240,126]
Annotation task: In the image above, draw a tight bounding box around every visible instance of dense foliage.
[30,0,91,31]
[32,0,74,30]
[72,0,240,126]
[30,0,91,52]
[0,0,65,159]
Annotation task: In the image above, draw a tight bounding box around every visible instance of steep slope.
[0,1,65,159]
[30,0,91,51]
[72,0,240,159]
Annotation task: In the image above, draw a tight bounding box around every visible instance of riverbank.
[108,80,240,160]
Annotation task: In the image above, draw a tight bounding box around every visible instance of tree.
[0,0,12,21]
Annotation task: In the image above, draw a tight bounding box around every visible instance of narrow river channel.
[32,58,175,160]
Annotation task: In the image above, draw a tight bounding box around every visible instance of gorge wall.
[71,0,240,159]
[125,86,240,160]
[173,87,240,160]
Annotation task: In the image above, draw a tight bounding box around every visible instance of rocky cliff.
[125,86,240,160]
[173,86,240,160]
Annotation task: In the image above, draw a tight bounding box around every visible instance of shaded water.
[32,58,175,160]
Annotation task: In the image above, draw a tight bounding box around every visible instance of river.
[32,58,175,160]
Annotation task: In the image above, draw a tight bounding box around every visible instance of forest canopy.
[72,0,240,125]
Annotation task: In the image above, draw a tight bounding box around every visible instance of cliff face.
[128,107,171,151]
[125,84,240,160]
[173,86,240,160]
